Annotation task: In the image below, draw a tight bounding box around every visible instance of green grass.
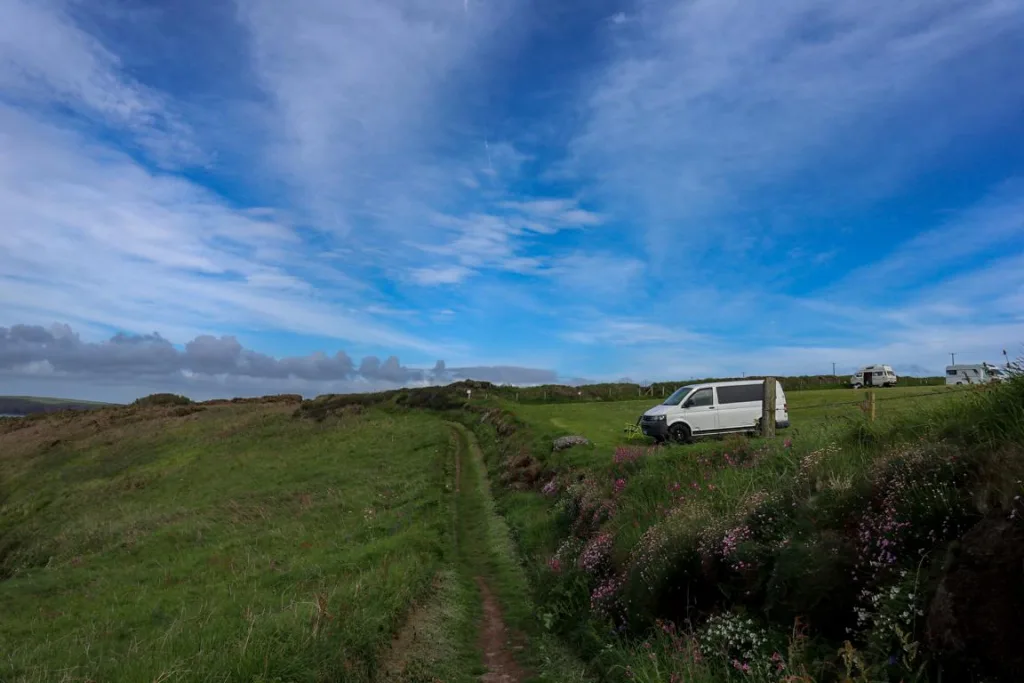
[449,424,591,683]
[0,405,456,682]
[514,385,965,456]
[473,380,1024,682]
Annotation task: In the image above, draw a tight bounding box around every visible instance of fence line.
[787,388,962,412]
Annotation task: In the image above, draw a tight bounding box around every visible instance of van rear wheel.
[669,423,692,444]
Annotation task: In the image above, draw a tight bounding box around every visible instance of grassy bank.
[472,380,1024,681]
[0,403,456,682]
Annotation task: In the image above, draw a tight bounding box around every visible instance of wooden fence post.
[868,390,876,422]
[760,377,777,437]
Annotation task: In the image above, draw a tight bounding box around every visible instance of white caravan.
[945,363,1010,385]
[850,365,898,388]
[639,379,789,443]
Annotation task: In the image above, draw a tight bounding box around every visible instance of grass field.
[473,379,1024,682]
[1,398,590,683]
[3,379,1020,683]
[514,385,965,454]
[1,403,460,682]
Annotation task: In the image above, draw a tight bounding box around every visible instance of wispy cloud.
[237,0,514,233]
[571,0,1024,261]
[404,197,607,286]
[562,317,700,346]
[0,0,201,166]
[828,178,1024,297]
[0,104,434,354]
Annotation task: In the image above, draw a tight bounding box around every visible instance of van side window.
[685,388,714,407]
[716,384,762,404]
[947,370,958,376]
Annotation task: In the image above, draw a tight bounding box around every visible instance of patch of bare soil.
[475,577,526,683]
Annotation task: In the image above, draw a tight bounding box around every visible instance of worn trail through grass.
[384,422,590,683]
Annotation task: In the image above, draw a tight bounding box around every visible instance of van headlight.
[649,414,666,421]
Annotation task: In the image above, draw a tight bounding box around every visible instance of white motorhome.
[639,379,789,443]
[850,365,897,388]
[945,363,1009,385]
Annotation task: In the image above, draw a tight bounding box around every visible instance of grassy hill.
[0,395,116,417]
[4,378,1023,682]
[1,401,458,681]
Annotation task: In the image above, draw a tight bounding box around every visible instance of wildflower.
[578,532,613,572]
[547,556,561,573]
[613,478,627,495]
[612,446,645,465]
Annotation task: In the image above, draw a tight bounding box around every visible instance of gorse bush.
[131,392,191,406]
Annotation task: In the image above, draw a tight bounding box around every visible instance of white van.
[945,363,1009,385]
[850,365,897,388]
[639,379,789,443]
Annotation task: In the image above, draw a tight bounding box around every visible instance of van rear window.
[716,384,763,404]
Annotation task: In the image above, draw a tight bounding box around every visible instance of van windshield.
[663,386,695,405]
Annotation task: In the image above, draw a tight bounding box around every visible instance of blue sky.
[1,0,1023,400]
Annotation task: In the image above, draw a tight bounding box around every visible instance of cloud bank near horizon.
[4,322,1007,405]
[0,323,562,402]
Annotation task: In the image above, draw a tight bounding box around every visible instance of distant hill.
[0,396,117,416]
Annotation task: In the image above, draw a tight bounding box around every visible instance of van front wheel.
[669,423,692,444]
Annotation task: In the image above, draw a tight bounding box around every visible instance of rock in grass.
[553,435,590,451]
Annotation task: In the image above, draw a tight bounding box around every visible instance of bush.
[132,393,191,407]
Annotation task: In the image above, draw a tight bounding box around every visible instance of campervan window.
[716,384,763,404]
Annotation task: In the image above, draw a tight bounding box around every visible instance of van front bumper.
[639,417,669,440]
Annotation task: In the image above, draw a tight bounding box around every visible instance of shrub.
[764,532,859,640]
[132,393,191,407]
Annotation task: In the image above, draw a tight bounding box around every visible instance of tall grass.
[480,377,1024,682]
[0,406,456,683]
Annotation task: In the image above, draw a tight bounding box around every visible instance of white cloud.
[0,0,201,166]
[403,197,605,286]
[562,318,700,346]
[409,265,475,286]
[571,0,1024,260]
[547,252,646,296]
[829,179,1024,297]
[237,0,514,232]
[498,199,605,228]
[0,104,438,354]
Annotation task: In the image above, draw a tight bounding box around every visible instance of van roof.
[685,379,780,389]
